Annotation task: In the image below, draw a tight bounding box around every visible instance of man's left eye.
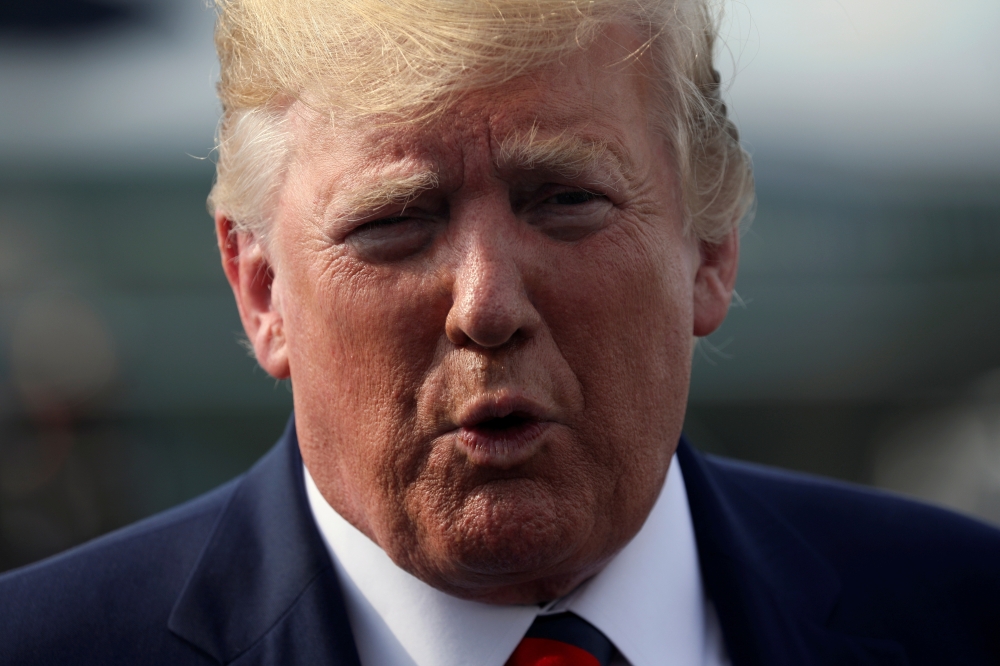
[544,190,602,206]
[528,188,612,241]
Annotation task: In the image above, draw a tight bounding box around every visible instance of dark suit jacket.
[1,417,998,665]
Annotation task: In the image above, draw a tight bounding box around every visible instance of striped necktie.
[506,612,614,666]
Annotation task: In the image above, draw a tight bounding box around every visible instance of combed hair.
[207,0,753,245]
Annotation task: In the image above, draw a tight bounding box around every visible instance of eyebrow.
[332,128,629,222]
[494,126,631,190]
[337,170,440,222]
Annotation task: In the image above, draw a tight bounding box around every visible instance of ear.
[216,212,290,379]
[692,226,740,337]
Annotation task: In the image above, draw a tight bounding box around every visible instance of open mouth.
[455,403,550,467]
[470,412,534,433]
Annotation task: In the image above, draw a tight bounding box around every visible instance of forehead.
[289,27,655,185]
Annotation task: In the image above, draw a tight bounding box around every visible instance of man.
[1,0,998,664]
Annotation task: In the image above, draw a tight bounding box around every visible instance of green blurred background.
[1,0,999,572]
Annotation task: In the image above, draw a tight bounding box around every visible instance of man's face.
[222,29,737,604]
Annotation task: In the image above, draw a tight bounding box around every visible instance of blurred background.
[0,0,998,572]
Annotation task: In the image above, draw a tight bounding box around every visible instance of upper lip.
[456,393,549,430]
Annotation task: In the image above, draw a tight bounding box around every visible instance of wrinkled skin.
[218,27,739,604]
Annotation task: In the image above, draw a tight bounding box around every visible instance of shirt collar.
[305,456,709,666]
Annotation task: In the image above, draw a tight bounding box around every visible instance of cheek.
[288,258,445,397]
[536,222,694,478]
[281,253,451,500]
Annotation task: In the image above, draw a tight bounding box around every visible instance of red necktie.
[506,612,614,666]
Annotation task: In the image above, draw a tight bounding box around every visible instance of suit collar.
[168,417,361,665]
[165,417,906,665]
[677,438,907,666]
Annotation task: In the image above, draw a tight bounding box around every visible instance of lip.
[452,394,552,468]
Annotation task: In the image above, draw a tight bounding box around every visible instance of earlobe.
[216,213,290,379]
[692,227,740,337]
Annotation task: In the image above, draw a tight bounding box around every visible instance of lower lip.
[455,421,550,468]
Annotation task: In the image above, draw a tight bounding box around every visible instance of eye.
[527,187,612,241]
[347,214,440,262]
[544,190,602,206]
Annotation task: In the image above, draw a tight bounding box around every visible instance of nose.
[445,223,540,349]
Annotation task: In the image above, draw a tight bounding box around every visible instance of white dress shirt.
[305,456,730,666]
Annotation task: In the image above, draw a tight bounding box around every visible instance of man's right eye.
[346,216,439,262]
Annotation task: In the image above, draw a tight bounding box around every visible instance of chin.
[398,478,610,603]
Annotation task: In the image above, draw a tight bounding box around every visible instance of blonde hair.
[207,0,753,245]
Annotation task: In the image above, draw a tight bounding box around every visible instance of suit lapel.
[165,420,907,665]
[168,417,361,666]
[677,439,908,666]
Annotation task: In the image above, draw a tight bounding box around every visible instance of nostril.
[446,301,526,349]
[445,252,540,349]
